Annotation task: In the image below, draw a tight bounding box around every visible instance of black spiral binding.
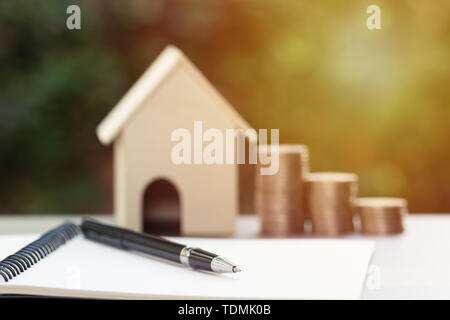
[0,222,81,282]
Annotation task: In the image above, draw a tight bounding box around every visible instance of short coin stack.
[356,197,407,235]
[305,172,358,236]
[255,144,309,236]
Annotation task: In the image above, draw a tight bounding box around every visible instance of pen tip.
[232,266,241,273]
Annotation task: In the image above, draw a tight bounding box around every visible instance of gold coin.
[255,144,309,236]
[356,197,407,235]
[305,172,358,236]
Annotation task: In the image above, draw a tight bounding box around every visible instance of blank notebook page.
[0,235,374,299]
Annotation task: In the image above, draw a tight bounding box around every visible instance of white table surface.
[0,214,449,299]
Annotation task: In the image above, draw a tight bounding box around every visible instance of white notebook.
[0,234,374,299]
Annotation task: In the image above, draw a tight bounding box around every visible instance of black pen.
[80,218,241,274]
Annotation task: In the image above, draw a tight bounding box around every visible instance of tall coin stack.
[356,197,407,235]
[305,172,358,236]
[255,144,309,236]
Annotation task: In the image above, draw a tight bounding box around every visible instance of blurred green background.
[1,0,449,214]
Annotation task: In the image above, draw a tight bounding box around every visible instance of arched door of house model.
[142,178,181,235]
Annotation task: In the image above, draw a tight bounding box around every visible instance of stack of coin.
[255,144,309,236]
[356,197,407,235]
[305,172,358,236]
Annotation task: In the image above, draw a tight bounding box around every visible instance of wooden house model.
[96,45,251,236]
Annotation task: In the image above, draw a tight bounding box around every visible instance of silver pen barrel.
[180,246,241,273]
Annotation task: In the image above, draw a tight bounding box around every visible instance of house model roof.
[97,45,251,145]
